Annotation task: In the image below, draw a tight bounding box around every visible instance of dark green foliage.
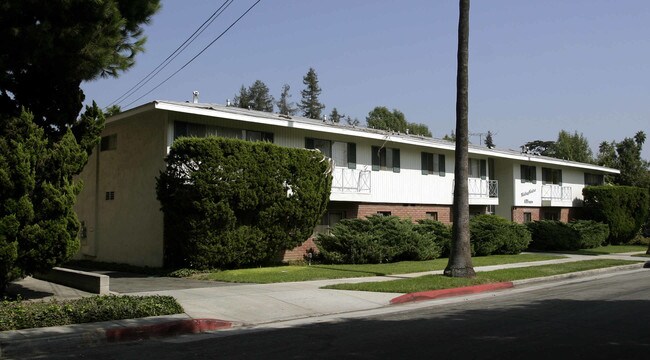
[597,131,650,187]
[469,215,531,256]
[0,0,160,141]
[527,220,610,250]
[315,216,441,264]
[527,220,578,251]
[234,80,274,112]
[298,67,325,119]
[365,106,432,137]
[0,295,182,331]
[569,220,610,249]
[276,84,297,116]
[583,186,650,244]
[415,219,452,257]
[0,110,102,291]
[157,137,331,269]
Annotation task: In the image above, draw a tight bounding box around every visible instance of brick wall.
[283,237,317,262]
[356,203,452,223]
[512,206,582,224]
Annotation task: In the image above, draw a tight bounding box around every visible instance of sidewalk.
[1,253,648,358]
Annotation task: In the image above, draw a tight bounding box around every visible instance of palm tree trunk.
[444,0,475,278]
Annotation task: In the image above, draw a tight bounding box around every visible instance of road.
[31,270,650,360]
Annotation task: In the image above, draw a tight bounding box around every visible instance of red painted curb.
[105,318,232,342]
[390,282,514,304]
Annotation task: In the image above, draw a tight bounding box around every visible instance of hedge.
[414,219,452,257]
[315,215,441,264]
[527,220,609,251]
[0,295,183,331]
[582,186,649,244]
[469,215,531,256]
[156,137,331,269]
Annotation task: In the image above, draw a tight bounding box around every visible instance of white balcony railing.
[331,168,371,193]
[468,178,498,198]
[541,184,571,201]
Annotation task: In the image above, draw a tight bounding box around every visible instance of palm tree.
[444,0,475,278]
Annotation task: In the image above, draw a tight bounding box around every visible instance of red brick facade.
[511,207,581,224]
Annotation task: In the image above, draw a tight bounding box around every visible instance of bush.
[157,137,331,269]
[469,215,531,256]
[583,186,650,244]
[315,215,441,264]
[527,220,609,251]
[0,295,183,331]
[526,220,578,251]
[569,220,609,249]
[414,219,452,257]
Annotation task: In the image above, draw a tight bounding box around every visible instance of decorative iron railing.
[331,168,371,193]
[541,185,572,201]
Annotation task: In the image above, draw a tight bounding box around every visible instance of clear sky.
[81,0,650,160]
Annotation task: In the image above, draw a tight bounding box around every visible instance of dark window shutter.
[421,153,428,175]
[558,170,562,185]
[305,137,314,149]
[438,154,446,176]
[262,132,274,143]
[532,166,537,184]
[393,149,400,173]
[347,143,356,169]
[371,146,380,171]
[520,165,526,183]
[480,159,487,179]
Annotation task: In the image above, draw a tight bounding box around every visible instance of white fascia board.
[153,101,620,175]
[105,102,158,124]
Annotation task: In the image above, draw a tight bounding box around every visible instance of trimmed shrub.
[583,186,650,244]
[0,295,183,331]
[315,215,441,264]
[469,215,531,256]
[156,137,331,269]
[527,220,609,251]
[526,220,578,251]
[414,219,452,257]
[569,220,609,249]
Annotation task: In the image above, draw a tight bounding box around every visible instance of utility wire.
[108,0,234,108]
[124,0,263,109]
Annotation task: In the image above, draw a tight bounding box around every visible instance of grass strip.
[0,295,184,331]
[322,259,637,293]
[564,245,647,256]
[192,254,563,283]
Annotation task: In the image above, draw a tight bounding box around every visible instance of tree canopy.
[522,130,593,163]
[597,131,650,188]
[366,106,431,137]
[298,68,325,119]
[276,84,297,116]
[0,0,160,142]
[0,0,160,292]
[233,80,274,112]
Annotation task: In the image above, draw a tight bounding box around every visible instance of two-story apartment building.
[74,100,619,267]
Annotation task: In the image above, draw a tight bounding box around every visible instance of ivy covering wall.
[156,137,332,269]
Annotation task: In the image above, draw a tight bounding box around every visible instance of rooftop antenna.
[192,91,199,103]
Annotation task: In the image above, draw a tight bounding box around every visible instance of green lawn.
[192,254,563,283]
[323,259,637,293]
[567,245,647,255]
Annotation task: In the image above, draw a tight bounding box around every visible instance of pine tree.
[485,130,495,148]
[329,107,343,123]
[276,84,297,116]
[298,68,325,119]
[345,116,360,126]
[233,85,250,109]
[234,81,274,112]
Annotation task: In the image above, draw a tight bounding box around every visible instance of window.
[584,173,604,186]
[377,211,392,216]
[543,209,560,221]
[542,168,562,185]
[330,142,356,169]
[421,153,446,176]
[174,121,248,140]
[523,212,532,223]
[371,146,400,173]
[305,138,332,158]
[520,165,537,183]
[469,158,487,179]
[246,130,274,142]
[105,191,115,200]
[426,212,438,221]
[100,134,117,151]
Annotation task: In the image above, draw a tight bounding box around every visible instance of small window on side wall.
[426,212,438,221]
[523,212,532,223]
[377,211,392,216]
[100,134,117,151]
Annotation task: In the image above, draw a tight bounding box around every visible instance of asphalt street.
[29,269,650,360]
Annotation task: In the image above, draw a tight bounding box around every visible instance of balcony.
[331,167,371,194]
[541,184,572,204]
[468,178,498,199]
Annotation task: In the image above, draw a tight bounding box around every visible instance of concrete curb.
[390,282,514,304]
[0,314,233,359]
[389,263,646,305]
